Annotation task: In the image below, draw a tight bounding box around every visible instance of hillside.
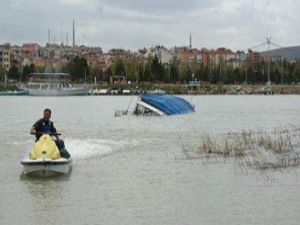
[263,45,300,60]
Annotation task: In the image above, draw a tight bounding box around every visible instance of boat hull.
[0,91,29,96]
[21,158,72,175]
[28,88,89,96]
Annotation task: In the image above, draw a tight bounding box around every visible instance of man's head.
[43,108,52,121]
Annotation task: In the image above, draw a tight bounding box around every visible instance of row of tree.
[0,64,35,82]
[1,55,300,84]
[103,56,300,84]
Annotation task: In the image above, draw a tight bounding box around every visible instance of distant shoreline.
[91,83,300,95]
[1,83,300,95]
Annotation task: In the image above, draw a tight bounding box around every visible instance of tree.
[190,61,199,78]
[90,66,104,81]
[105,67,113,83]
[149,56,166,82]
[29,64,35,73]
[0,66,6,82]
[7,65,20,81]
[66,56,89,81]
[169,63,178,83]
[197,64,209,82]
[143,62,151,82]
[124,57,139,81]
[137,63,145,82]
[222,65,234,84]
[21,65,31,81]
[178,61,192,83]
[292,60,300,83]
[111,58,126,76]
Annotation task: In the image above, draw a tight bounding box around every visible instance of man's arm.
[30,126,36,134]
[31,119,42,135]
[51,122,57,133]
[51,122,61,139]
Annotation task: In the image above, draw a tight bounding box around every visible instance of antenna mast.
[266,37,272,83]
[73,19,75,47]
[48,29,51,44]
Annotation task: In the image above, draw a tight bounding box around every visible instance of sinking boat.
[134,95,195,116]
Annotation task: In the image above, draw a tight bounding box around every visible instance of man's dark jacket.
[33,118,57,140]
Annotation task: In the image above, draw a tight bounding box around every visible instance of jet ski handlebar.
[32,132,62,136]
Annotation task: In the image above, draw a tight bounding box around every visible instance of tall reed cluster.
[198,129,300,169]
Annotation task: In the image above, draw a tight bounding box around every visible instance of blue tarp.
[141,95,195,115]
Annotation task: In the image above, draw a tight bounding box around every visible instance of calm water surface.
[0,95,300,225]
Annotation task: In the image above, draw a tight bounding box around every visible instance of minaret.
[48,29,51,44]
[72,19,75,47]
[189,33,192,49]
[66,33,69,46]
[61,19,64,45]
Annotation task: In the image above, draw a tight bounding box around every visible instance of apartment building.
[0,43,11,71]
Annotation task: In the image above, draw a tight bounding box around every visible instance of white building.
[145,46,173,64]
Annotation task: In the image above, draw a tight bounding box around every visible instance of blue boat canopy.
[141,95,195,115]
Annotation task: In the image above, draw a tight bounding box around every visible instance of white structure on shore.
[24,73,89,96]
[145,45,173,64]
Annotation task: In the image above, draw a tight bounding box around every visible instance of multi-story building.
[181,48,202,64]
[0,43,11,71]
[22,43,40,59]
[10,45,22,67]
[213,48,236,65]
[145,45,173,64]
[200,48,211,66]
[0,42,256,79]
[247,49,264,63]
[235,51,247,68]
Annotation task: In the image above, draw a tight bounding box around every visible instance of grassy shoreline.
[0,84,18,92]
[1,83,300,95]
[94,83,300,95]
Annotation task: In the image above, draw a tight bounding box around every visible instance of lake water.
[0,95,300,225]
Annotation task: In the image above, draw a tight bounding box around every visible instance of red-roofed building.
[22,43,40,60]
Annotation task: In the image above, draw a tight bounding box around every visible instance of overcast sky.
[0,0,299,51]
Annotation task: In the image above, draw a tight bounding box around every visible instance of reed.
[198,129,300,169]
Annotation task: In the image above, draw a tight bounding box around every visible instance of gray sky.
[0,0,299,51]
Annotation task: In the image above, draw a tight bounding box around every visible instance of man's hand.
[30,127,36,135]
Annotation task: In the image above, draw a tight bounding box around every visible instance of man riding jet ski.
[20,109,71,175]
[30,108,70,159]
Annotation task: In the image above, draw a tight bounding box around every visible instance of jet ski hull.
[21,158,72,175]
